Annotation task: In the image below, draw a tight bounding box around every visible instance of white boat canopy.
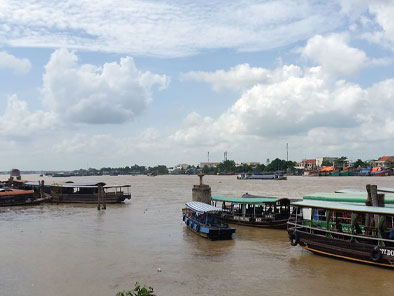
[185,201,227,214]
[292,200,394,215]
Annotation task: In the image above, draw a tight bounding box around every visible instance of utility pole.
[286,143,288,162]
[208,151,210,163]
[224,151,228,161]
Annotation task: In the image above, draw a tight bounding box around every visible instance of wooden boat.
[0,187,50,206]
[211,195,291,228]
[237,171,287,180]
[22,181,131,204]
[287,200,394,268]
[182,201,235,240]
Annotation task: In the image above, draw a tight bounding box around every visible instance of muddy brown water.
[1,175,394,296]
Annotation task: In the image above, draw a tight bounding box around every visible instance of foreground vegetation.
[116,283,155,296]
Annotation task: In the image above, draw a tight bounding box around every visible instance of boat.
[211,195,291,228]
[287,200,394,268]
[303,192,394,205]
[370,167,390,176]
[23,181,131,204]
[237,171,287,180]
[182,201,236,240]
[0,187,50,206]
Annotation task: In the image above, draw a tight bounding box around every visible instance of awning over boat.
[304,192,394,204]
[292,200,394,215]
[212,195,288,205]
[185,201,227,214]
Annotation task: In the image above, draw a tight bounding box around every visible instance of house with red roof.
[375,156,394,168]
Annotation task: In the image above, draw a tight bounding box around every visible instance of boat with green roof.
[287,200,394,268]
[211,194,291,228]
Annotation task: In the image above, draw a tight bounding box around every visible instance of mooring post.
[97,185,102,210]
[102,186,106,210]
[365,184,372,234]
[371,185,379,234]
[40,180,44,199]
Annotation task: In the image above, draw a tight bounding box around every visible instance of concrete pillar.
[192,174,211,204]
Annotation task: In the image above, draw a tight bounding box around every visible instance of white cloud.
[0,1,345,57]
[0,94,57,138]
[300,33,368,75]
[181,64,303,92]
[0,51,31,74]
[171,63,394,161]
[41,48,169,124]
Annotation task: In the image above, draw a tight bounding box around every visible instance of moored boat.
[182,201,235,240]
[0,187,49,206]
[287,200,394,268]
[211,195,291,228]
[48,182,131,203]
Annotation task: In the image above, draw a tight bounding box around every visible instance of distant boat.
[182,201,235,240]
[237,171,287,180]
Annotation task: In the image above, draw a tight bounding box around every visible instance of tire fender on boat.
[370,246,382,262]
[289,232,299,246]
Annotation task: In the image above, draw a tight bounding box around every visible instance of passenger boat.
[287,200,394,268]
[0,187,49,206]
[182,201,236,240]
[22,181,131,204]
[211,195,291,228]
[303,192,394,204]
[49,182,131,203]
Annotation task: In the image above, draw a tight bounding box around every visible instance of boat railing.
[287,220,394,244]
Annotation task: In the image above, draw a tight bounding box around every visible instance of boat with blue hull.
[182,201,235,240]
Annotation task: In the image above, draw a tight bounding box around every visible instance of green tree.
[353,159,367,168]
[217,160,236,173]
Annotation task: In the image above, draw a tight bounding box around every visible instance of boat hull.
[183,216,235,240]
[221,215,288,229]
[290,230,394,268]
[49,193,131,204]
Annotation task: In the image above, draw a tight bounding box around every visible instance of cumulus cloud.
[41,48,169,124]
[181,64,304,92]
[0,1,345,57]
[0,94,57,138]
[171,63,394,161]
[300,33,368,75]
[0,51,31,74]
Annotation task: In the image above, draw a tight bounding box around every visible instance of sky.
[1,0,394,170]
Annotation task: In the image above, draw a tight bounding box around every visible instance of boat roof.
[292,200,394,215]
[303,192,394,204]
[185,201,227,214]
[212,195,288,205]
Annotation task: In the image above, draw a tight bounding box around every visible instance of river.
[1,175,393,296]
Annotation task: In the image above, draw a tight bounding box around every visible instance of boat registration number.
[380,248,394,257]
[255,218,261,222]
